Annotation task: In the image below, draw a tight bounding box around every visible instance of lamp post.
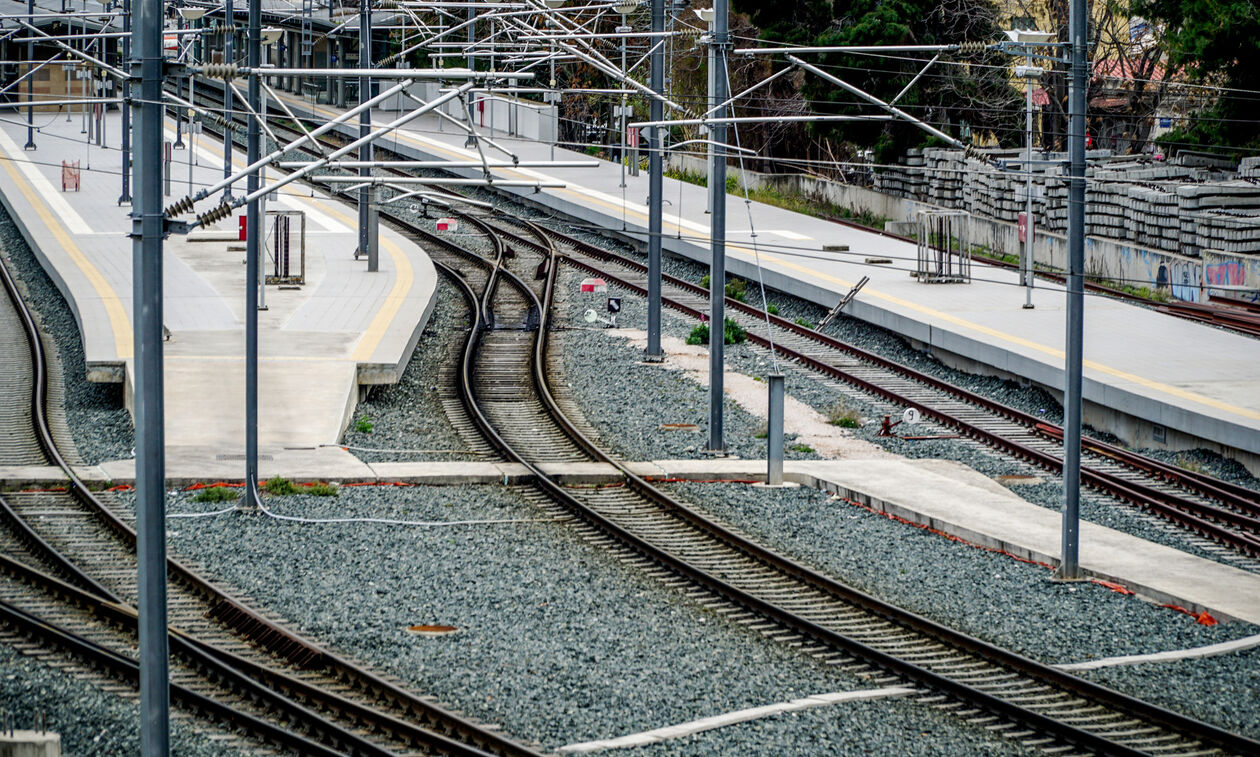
[613,1,637,189]
[695,6,714,213]
[179,6,207,189]
[1006,28,1053,310]
[542,0,564,160]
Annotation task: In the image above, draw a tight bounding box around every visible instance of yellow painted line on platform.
[166,355,348,362]
[0,135,132,359]
[317,201,413,363]
[184,125,415,363]
[283,94,1260,423]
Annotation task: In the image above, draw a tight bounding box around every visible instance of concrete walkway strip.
[557,686,916,754]
[1055,634,1260,672]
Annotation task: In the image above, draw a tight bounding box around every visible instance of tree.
[1130,0,1260,153]
[734,0,1019,166]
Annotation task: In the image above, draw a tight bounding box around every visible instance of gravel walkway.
[663,480,1260,739]
[549,259,1258,571]
[342,280,481,462]
[540,213,1260,495]
[0,640,242,756]
[0,203,133,464]
[555,267,821,462]
[151,485,1036,755]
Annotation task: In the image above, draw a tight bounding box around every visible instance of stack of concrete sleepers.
[1177,183,1260,256]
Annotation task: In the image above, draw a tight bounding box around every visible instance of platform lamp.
[694,5,715,212]
[613,1,639,188]
[1004,28,1054,311]
[541,0,565,159]
[256,27,284,312]
[175,6,208,153]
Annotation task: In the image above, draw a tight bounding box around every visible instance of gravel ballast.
[549,261,1258,572]
[0,641,242,756]
[342,280,479,462]
[151,485,1036,755]
[663,480,1260,739]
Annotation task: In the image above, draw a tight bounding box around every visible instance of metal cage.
[915,209,971,284]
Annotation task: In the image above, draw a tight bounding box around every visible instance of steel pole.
[1058,0,1088,581]
[706,0,728,453]
[767,374,784,485]
[24,0,36,149]
[131,0,169,752]
[466,2,476,143]
[645,0,663,361]
[174,15,185,148]
[704,18,714,214]
[1023,52,1034,310]
[358,0,374,267]
[118,0,131,204]
[619,13,627,189]
[222,0,235,202]
[244,0,262,503]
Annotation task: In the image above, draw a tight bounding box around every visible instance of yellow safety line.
[185,128,415,363]
[284,93,1260,423]
[0,144,132,359]
[319,204,414,362]
[166,355,349,362]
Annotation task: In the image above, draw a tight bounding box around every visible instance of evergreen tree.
[1132,0,1260,153]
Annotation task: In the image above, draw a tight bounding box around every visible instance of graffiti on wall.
[1203,252,1258,303]
[1156,260,1202,302]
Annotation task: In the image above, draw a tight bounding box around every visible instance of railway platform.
[0,113,438,478]
[268,89,1260,474]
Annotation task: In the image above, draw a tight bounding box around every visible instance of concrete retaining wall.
[390,82,557,143]
[667,153,1259,304]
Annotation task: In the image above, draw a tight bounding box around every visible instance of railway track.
[435,206,1258,756]
[189,77,1260,571]
[0,201,539,757]
[233,78,1260,566]
[189,91,1260,754]
[483,216,1260,568]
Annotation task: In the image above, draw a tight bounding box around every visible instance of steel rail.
[271,80,1259,557]
[837,215,1260,340]
[255,79,1258,557]
[201,93,1259,754]
[483,213,1260,525]
[0,551,401,757]
[559,252,1260,558]
[0,599,349,757]
[442,214,1257,756]
[0,207,538,757]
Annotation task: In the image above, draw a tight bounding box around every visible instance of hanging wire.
[723,65,779,375]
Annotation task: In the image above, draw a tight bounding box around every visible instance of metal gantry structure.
[0,0,1096,749]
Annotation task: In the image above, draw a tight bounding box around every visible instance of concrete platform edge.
[3,455,1253,625]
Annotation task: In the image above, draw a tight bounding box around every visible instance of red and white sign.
[436,217,458,232]
[1018,212,1034,244]
[61,160,80,192]
[580,277,608,293]
[627,126,639,149]
[238,215,248,241]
